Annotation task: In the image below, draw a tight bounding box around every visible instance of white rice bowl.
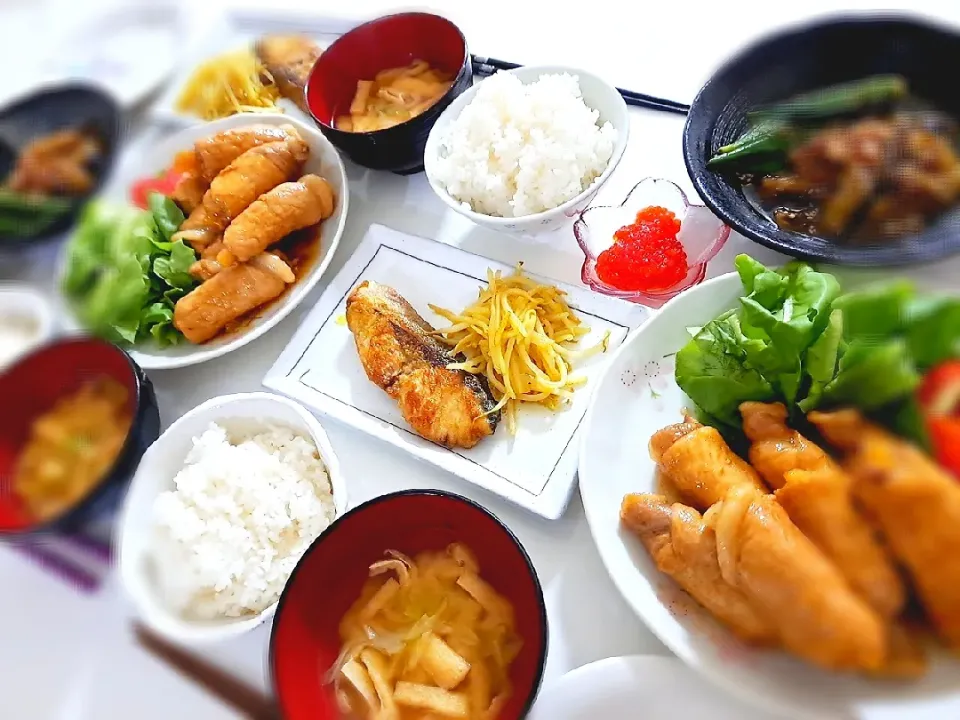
[431,71,618,218]
[151,421,335,620]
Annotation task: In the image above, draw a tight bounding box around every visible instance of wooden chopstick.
[470,54,691,115]
[134,623,282,720]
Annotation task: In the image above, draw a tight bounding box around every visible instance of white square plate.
[263,225,648,519]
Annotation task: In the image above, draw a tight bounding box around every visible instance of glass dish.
[574,178,730,308]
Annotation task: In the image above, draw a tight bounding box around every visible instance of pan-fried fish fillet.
[255,35,322,113]
[346,281,500,449]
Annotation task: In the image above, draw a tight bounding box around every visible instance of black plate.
[0,83,121,248]
[683,15,960,266]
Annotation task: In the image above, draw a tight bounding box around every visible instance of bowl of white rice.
[424,66,629,240]
[117,392,346,644]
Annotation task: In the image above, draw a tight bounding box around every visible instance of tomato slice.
[928,416,960,479]
[918,360,960,479]
[130,168,182,209]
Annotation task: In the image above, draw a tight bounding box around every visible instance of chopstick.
[10,541,99,593]
[470,55,690,115]
[134,623,281,720]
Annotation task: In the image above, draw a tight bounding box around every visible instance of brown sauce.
[218,222,323,339]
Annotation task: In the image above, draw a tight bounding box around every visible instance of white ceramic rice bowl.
[424,65,629,241]
[117,392,347,644]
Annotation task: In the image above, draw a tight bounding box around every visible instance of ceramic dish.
[0,83,120,246]
[528,656,784,720]
[0,285,56,371]
[117,392,347,644]
[574,178,729,308]
[270,489,548,719]
[150,10,354,127]
[40,2,181,108]
[683,15,960,266]
[577,272,960,720]
[59,113,349,370]
[0,338,160,536]
[424,65,629,242]
[264,224,649,520]
[305,12,473,174]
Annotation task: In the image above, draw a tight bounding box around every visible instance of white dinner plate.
[40,3,181,108]
[59,113,349,370]
[577,271,960,720]
[263,224,649,519]
[528,655,785,719]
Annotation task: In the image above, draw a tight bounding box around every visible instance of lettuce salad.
[676,255,960,447]
[62,193,199,347]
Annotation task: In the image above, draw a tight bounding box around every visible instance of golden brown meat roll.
[651,425,767,510]
[708,487,887,672]
[740,401,834,489]
[621,493,777,645]
[221,174,335,264]
[173,253,294,344]
[173,136,309,249]
[194,124,297,182]
[777,466,905,619]
[811,409,960,651]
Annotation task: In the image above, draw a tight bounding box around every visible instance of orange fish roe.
[596,206,687,292]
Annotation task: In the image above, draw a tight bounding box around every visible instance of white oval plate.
[528,655,785,720]
[60,113,349,370]
[578,272,960,720]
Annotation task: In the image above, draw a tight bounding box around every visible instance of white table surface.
[2,1,960,718]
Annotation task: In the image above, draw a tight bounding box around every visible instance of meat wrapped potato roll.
[220,174,335,264]
[173,136,309,248]
[621,493,776,645]
[707,487,887,672]
[173,253,294,344]
[651,425,767,510]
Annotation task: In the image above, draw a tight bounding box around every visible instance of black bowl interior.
[683,15,960,266]
[0,83,121,247]
[0,337,160,537]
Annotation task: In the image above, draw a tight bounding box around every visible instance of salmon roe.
[596,206,687,292]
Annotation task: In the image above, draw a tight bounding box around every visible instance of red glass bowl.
[574,178,730,309]
[270,490,548,720]
[0,337,160,536]
[305,13,472,175]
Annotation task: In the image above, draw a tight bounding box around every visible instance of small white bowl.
[424,66,629,242]
[117,392,347,645]
[59,112,349,370]
[0,284,56,371]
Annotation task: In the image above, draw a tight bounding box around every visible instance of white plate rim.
[58,112,349,370]
[262,224,649,520]
[576,270,960,720]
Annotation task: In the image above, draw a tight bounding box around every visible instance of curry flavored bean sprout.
[176,49,282,120]
[430,265,609,434]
